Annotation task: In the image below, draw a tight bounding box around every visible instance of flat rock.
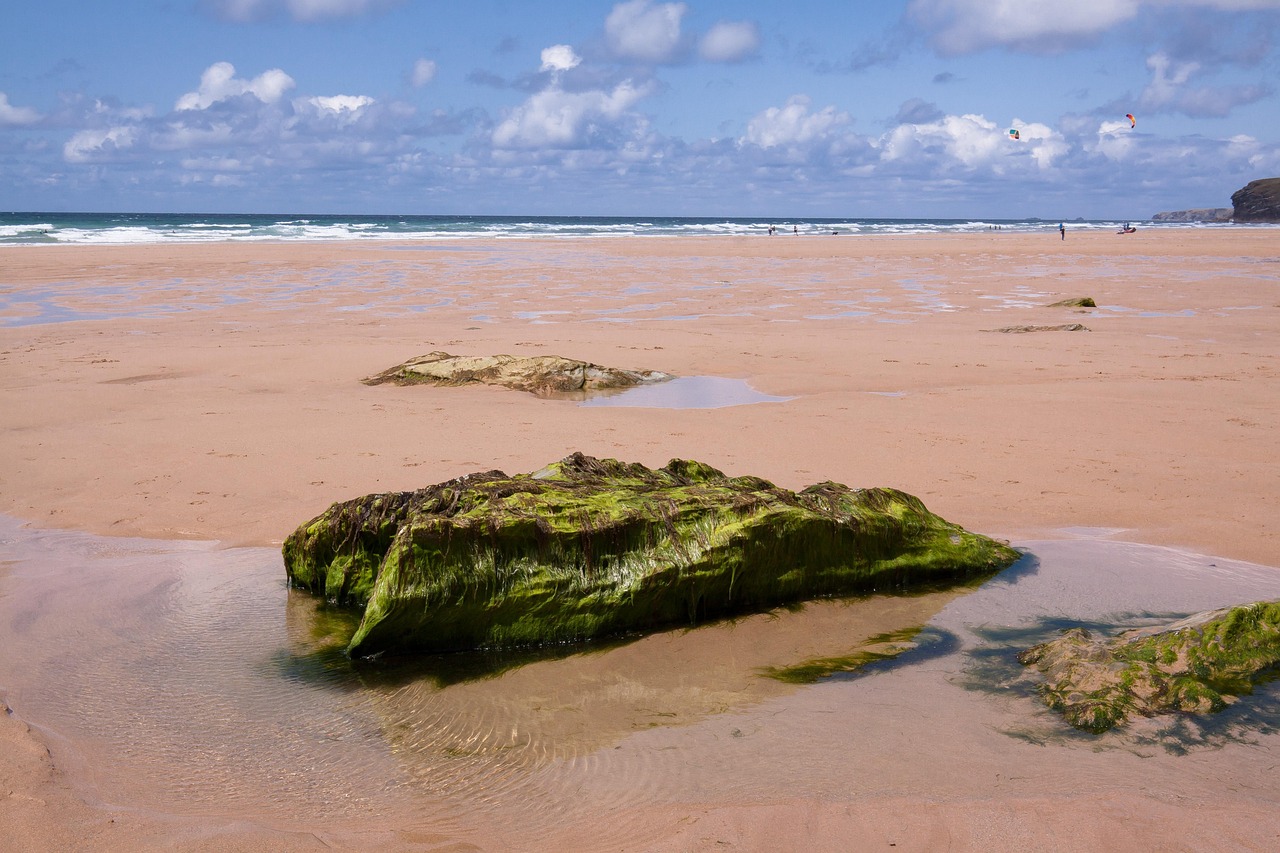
[283,453,1019,657]
[986,323,1090,333]
[1047,297,1096,308]
[363,351,672,396]
[1019,601,1280,733]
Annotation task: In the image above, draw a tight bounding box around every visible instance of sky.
[2,0,1279,218]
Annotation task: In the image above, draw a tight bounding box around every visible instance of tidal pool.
[3,516,1280,849]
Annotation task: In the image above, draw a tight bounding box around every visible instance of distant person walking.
[1059,222,1065,240]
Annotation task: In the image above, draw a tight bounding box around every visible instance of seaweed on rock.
[283,453,1019,657]
[1019,601,1280,733]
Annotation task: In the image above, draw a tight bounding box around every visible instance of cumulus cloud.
[540,45,582,73]
[492,80,654,149]
[699,21,761,63]
[63,126,137,163]
[307,95,375,113]
[204,0,402,22]
[176,62,296,110]
[605,0,688,63]
[742,96,851,149]
[0,92,42,126]
[909,0,1141,54]
[411,58,437,88]
[909,0,1280,56]
[879,112,1067,172]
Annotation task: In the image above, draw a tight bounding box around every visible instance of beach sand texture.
[2,230,1280,850]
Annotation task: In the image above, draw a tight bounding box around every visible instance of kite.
[1008,128,1020,140]
[1126,113,1136,128]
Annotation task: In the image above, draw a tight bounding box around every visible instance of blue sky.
[2,0,1278,218]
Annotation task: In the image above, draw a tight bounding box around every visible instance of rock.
[985,323,1090,333]
[1047,298,1096,308]
[1231,178,1280,223]
[1151,208,1233,223]
[283,453,1019,657]
[363,351,672,396]
[1018,601,1280,733]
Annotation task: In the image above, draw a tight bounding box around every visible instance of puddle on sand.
[577,375,795,409]
[4,516,1280,850]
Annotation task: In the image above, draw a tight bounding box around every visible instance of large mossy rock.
[1018,601,1280,733]
[363,351,672,396]
[283,453,1018,658]
[1231,177,1280,222]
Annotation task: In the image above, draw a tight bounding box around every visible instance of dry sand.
[2,230,1279,850]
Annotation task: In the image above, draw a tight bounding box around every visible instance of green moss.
[1020,601,1280,732]
[283,452,1020,657]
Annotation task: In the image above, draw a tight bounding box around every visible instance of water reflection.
[576,375,794,408]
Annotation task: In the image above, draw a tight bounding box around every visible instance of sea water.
[1,211,1252,246]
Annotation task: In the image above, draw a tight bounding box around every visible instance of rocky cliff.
[1231,177,1280,222]
[1151,208,1232,223]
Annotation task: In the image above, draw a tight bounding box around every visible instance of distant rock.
[985,324,1090,333]
[364,351,672,397]
[1019,601,1280,733]
[1151,208,1233,223]
[1047,297,1096,308]
[1231,178,1280,223]
[283,453,1019,657]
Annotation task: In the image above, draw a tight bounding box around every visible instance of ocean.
[0,211,1210,245]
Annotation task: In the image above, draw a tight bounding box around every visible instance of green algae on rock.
[362,351,672,397]
[1018,601,1280,733]
[283,453,1019,658]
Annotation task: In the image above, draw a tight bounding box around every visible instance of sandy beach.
[3,230,1280,850]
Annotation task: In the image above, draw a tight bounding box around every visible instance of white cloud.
[411,58,437,88]
[880,113,1062,171]
[1142,52,1200,107]
[307,95,375,113]
[1090,120,1138,161]
[909,0,1142,54]
[742,96,850,149]
[63,126,137,163]
[492,81,654,149]
[176,62,296,110]
[605,0,687,62]
[1138,51,1270,117]
[0,92,42,126]
[540,45,582,73]
[699,21,761,63]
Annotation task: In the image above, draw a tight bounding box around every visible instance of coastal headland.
[2,229,1280,850]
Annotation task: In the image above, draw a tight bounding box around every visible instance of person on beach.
[1059,222,1066,240]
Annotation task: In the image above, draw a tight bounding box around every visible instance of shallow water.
[3,516,1280,848]
[577,375,795,408]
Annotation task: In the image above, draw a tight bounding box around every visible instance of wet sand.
[2,230,1280,850]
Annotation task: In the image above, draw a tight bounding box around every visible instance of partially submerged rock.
[986,323,1090,333]
[1047,297,1096,308]
[283,453,1019,658]
[1018,601,1280,733]
[363,351,672,397]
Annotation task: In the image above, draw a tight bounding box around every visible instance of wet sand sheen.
[5,515,1280,850]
